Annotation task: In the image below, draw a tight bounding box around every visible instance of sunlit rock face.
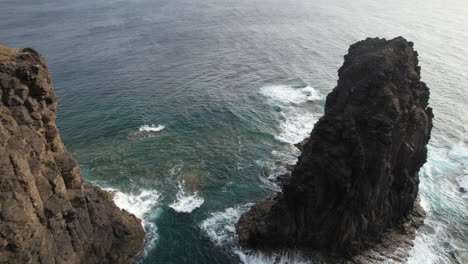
[0,46,144,264]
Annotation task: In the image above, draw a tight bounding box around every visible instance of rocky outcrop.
[0,45,144,263]
[236,37,433,258]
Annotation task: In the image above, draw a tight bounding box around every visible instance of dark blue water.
[1,0,467,263]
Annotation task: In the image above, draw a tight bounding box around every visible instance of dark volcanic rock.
[0,45,145,263]
[236,37,433,257]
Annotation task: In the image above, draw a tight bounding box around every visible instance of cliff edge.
[0,46,145,263]
[236,37,433,259]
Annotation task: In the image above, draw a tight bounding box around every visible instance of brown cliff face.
[0,46,144,264]
[236,37,433,257]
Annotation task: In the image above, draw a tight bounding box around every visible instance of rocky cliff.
[0,46,144,263]
[236,37,433,257]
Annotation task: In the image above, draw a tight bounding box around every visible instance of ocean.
[1,0,467,263]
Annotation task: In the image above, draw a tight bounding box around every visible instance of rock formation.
[0,46,144,263]
[236,37,433,257]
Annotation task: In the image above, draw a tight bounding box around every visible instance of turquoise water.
[1,0,467,263]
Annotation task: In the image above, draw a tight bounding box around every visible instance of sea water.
[1,0,467,263]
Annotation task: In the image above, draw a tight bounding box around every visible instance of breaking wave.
[260,84,322,144]
[256,84,322,191]
[199,203,253,246]
[199,203,315,263]
[260,85,323,105]
[169,181,204,213]
[106,188,161,257]
[275,109,320,144]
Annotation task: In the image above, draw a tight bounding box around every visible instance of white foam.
[275,109,319,144]
[448,144,468,199]
[408,220,453,264]
[234,250,314,264]
[256,146,302,191]
[455,176,468,199]
[200,203,315,263]
[407,144,468,264]
[419,194,431,212]
[110,189,160,219]
[260,85,323,105]
[302,85,323,101]
[408,234,438,264]
[260,85,321,144]
[169,181,204,213]
[139,124,166,133]
[105,188,160,256]
[448,144,468,170]
[199,203,253,246]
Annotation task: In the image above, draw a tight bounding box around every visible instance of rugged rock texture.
[0,45,145,264]
[236,37,433,257]
[350,199,425,263]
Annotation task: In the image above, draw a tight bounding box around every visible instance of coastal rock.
[0,45,145,263]
[236,37,433,258]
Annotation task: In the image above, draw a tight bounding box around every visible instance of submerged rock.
[0,46,145,263]
[236,37,433,258]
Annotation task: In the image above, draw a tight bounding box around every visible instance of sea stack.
[236,37,433,257]
[0,46,144,263]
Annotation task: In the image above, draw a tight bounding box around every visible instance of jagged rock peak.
[236,37,433,257]
[0,45,145,264]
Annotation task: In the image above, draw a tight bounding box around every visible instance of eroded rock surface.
[0,45,144,264]
[236,37,433,258]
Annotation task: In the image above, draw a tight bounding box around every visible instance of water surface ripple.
[1,0,467,263]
